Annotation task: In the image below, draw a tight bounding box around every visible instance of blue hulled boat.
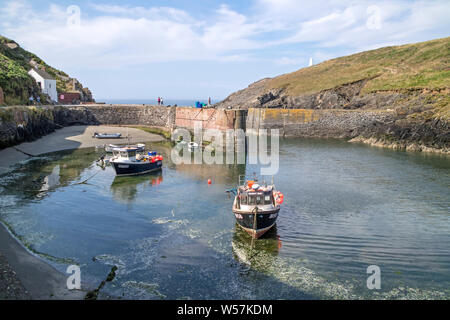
[109,147,163,176]
[231,176,284,239]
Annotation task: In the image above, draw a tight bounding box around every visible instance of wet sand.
[0,125,165,299]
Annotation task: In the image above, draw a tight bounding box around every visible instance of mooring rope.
[11,147,37,158]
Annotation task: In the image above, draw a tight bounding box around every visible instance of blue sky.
[0,0,449,100]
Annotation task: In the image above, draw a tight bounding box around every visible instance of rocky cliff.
[0,36,95,105]
[215,37,449,153]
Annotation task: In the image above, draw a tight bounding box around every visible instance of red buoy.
[208,179,212,185]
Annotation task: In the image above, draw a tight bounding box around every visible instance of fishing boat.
[93,132,122,139]
[105,143,145,153]
[228,176,284,239]
[109,147,163,176]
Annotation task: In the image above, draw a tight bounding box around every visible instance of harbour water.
[0,139,449,299]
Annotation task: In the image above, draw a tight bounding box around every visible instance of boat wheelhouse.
[105,143,145,153]
[109,147,163,176]
[231,176,284,239]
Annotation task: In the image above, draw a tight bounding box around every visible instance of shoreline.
[349,136,449,155]
[0,125,165,175]
[0,125,164,299]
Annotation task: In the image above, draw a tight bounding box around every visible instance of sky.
[0,0,449,100]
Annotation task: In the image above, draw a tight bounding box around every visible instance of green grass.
[0,35,74,104]
[268,37,450,95]
[131,126,172,139]
[0,52,38,105]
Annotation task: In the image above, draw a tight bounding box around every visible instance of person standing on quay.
[161,97,164,105]
[157,97,161,105]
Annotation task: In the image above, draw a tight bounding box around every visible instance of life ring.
[274,191,284,205]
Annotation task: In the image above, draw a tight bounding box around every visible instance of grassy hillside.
[269,37,450,95]
[0,52,41,105]
[0,36,93,105]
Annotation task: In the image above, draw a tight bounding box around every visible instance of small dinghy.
[105,143,145,153]
[109,147,163,176]
[228,176,284,239]
[93,132,122,139]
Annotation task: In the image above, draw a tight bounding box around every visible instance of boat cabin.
[239,190,274,206]
[112,147,141,161]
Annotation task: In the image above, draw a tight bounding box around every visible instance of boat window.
[128,150,136,158]
[120,151,128,158]
[240,194,247,205]
[264,195,272,205]
[256,195,263,205]
[248,195,256,205]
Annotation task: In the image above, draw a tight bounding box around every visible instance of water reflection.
[110,171,164,204]
[232,224,281,270]
[1,139,449,299]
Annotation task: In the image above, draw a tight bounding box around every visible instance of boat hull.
[232,207,280,239]
[111,160,162,176]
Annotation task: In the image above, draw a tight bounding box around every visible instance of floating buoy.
[274,191,284,205]
[208,179,212,185]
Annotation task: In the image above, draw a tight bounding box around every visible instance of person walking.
[161,97,164,105]
[157,97,161,105]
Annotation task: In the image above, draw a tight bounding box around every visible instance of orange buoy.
[208,179,212,185]
[274,191,284,205]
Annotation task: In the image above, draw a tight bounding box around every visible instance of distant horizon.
[97,98,222,106]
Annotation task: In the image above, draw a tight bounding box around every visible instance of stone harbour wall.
[0,104,447,153]
[246,108,396,138]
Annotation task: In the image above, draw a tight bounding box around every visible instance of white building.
[28,68,57,102]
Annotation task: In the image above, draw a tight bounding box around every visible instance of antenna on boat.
[126,127,131,146]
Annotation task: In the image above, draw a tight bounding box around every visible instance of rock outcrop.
[214,37,450,153]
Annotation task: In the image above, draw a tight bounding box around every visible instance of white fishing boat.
[228,175,284,239]
[105,143,145,153]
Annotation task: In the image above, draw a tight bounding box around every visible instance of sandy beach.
[0,125,164,299]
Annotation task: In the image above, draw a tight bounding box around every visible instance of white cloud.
[260,0,450,50]
[0,0,448,71]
